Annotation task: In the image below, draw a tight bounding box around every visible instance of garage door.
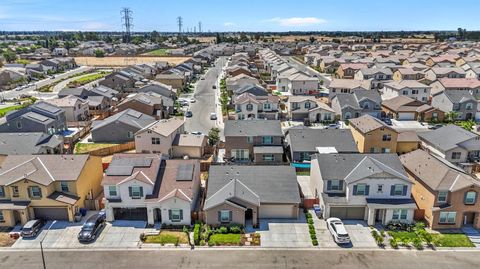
[113,207,148,221]
[259,204,297,219]
[397,112,415,120]
[329,207,365,220]
[33,207,69,220]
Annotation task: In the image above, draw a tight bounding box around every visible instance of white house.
[135,118,185,156]
[382,80,431,102]
[310,153,416,225]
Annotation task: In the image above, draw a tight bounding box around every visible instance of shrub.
[375,235,384,246]
[193,224,201,245]
[312,239,318,246]
[306,212,312,219]
[310,234,317,240]
[183,226,190,233]
[412,238,423,250]
[139,233,146,242]
[228,224,243,234]
[309,228,316,235]
[199,240,206,246]
[217,226,228,234]
[380,230,386,238]
[401,238,410,247]
[390,238,399,249]
[307,218,314,225]
[308,223,315,230]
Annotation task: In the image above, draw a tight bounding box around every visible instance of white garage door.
[397,112,415,120]
[259,204,297,219]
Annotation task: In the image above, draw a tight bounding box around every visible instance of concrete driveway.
[12,216,150,249]
[249,215,312,248]
[342,220,377,248]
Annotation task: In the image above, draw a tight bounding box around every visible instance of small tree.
[94,49,105,58]
[3,50,17,63]
[445,111,459,123]
[208,128,220,146]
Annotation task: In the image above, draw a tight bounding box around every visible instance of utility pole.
[198,21,202,33]
[194,26,196,34]
[177,16,183,34]
[121,7,133,43]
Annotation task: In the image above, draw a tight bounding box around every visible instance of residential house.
[224,120,284,163]
[382,80,431,102]
[0,155,103,226]
[392,68,426,81]
[91,109,156,143]
[349,114,398,153]
[328,79,371,99]
[287,96,335,122]
[172,134,208,159]
[155,73,186,91]
[234,93,280,120]
[430,78,480,98]
[431,90,477,121]
[396,131,420,155]
[0,133,63,155]
[99,73,135,92]
[102,154,201,226]
[285,127,358,162]
[331,90,382,120]
[354,68,393,89]
[336,63,368,79]
[310,153,415,225]
[203,165,300,227]
[233,84,268,97]
[286,72,319,95]
[137,83,176,100]
[424,67,466,82]
[226,74,260,94]
[43,95,89,122]
[116,93,165,119]
[134,118,185,155]
[400,149,480,229]
[381,95,444,121]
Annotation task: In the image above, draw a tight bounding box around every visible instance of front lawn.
[145,48,170,56]
[143,231,189,245]
[67,72,109,87]
[74,143,119,154]
[431,233,475,247]
[0,104,23,117]
[208,233,242,246]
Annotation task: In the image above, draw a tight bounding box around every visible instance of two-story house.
[400,149,480,229]
[43,95,89,122]
[382,80,431,102]
[287,72,319,95]
[134,118,185,155]
[336,63,368,79]
[328,79,372,100]
[116,93,166,119]
[102,154,200,226]
[354,68,393,89]
[234,93,280,120]
[287,96,335,122]
[430,78,480,99]
[224,120,284,163]
[392,68,426,81]
[381,95,445,121]
[431,90,477,121]
[0,155,103,226]
[331,90,382,120]
[349,114,398,153]
[424,67,466,82]
[310,153,416,225]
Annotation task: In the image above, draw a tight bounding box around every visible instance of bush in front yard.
[310,234,317,240]
[228,224,244,234]
[307,218,313,225]
[193,224,201,245]
[312,239,318,246]
[216,226,228,234]
[306,212,312,219]
[390,238,399,249]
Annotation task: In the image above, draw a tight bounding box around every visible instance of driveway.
[12,215,150,249]
[248,215,312,248]
[342,220,377,248]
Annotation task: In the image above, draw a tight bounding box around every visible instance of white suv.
[326,217,351,244]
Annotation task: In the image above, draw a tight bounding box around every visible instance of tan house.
[172,134,208,159]
[381,95,445,122]
[349,115,398,153]
[396,131,420,155]
[0,155,103,226]
[203,165,300,227]
[400,149,480,229]
[335,63,368,79]
[155,73,186,91]
[392,68,425,81]
[135,118,185,156]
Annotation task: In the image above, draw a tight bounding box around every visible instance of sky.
[0,0,479,32]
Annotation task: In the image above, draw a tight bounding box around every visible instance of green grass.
[145,48,170,56]
[74,143,119,154]
[144,231,189,245]
[208,234,242,246]
[67,72,110,87]
[0,105,23,117]
[388,231,419,242]
[431,233,475,247]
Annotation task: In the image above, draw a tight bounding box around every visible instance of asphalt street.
[0,249,479,269]
[283,56,331,87]
[184,56,227,136]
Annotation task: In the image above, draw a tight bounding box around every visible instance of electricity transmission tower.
[177,16,183,34]
[198,22,202,33]
[121,7,133,43]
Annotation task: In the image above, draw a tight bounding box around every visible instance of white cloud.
[265,17,327,27]
[224,22,236,27]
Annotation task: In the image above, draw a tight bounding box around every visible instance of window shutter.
[365,185,370,196]
[128,187,132,197]
[352,185,357,196]
[168,210,172,220]
[180,210,183,220]
[38,188,42,198]
[139,187,144,197]
[402,185,408,196]
[327,181,332,191]
[474,192,478,204]
[339,181,343,191]
[390,186,395,196]
[27,187,32,198]
[229,211,233,222]
[218,211,221,222]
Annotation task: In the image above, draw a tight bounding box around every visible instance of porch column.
[146,206,154,225]
[104,200,114,222]
[367,207,375,226]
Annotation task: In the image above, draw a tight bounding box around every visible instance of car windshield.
[82,222,95,231]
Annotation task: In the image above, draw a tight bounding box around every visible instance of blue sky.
[1,0,479,32]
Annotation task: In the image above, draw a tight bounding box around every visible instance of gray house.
[91,109,156,143]
[431,90,477,121]
[285,127,359,162]
[0,132,63,155]
[0,102,67,135]
[233,84,268,97]
[331,90,382,120]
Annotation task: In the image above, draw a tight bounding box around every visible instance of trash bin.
[79,208,87,216]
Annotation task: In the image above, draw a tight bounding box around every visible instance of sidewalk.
[462,227,480,248]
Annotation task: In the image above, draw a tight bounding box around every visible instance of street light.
[40,220,57,269]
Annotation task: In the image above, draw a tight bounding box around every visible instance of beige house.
[134,118,185,156]
[349,115,398,153]
[43,95,89,122]
[172,134,208,159]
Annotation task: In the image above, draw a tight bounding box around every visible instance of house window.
[262,136,273,145]
[466,103,473,110]
[108,186,117,197]
[169,209,183,222]
[465,191,477,205]
[233,149,249,161]
[0,211,3,222]
[16,121,22,129]
[30,186,42,199]
[305,102,311,109]
[11,186,19,197]
[299,152,311,161]
[263,103,271,110]
[262,154,275,162]
[382,134,391,141]
[129,186,143,199]
[377,185,383,193]
[392,185,406,196]
[437,191,448,203]
[451,152,461,160]
[0,186,4,198]
[402,90,408,95]
[246,104,254,111]
[220,210,232,223]
[353,184,368,196]
[392,209,408,220]
[127,131,134,139]
[247,136,253,144]
[60,182,69,192]
[328,180,342,191]
[151,137,160,145]
[439,212,456,224]
[381,148,391,153]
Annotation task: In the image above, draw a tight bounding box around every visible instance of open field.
[74,56,190,67]
[143,48,170,56]
[272,34,435,43]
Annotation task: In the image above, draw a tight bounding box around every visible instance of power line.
[177,16,183,34]
[121,7,133,43]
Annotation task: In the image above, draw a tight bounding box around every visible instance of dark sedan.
[78,213,105,243]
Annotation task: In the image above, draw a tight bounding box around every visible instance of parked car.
[78,213,106,243]
[190,98,196,103]
[212,85,217,89]
[191,131,203,135]
[326,218,351,244]
[428,124,443,130]
[185,111,193,117]
[382,118,393,126]
[210,112,217,120]
[325,123,340,129]
[21,219,45,238]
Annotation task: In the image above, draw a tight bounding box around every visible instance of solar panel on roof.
[34,103,61,113]
[126,110,143,119]
[110,157,152,168]
[177,163,194,181]
[25,113,50,122]
[105,166,134,176]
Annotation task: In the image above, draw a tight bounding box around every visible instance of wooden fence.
[85,141,135,156]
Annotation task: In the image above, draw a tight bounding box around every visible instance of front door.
[464,212,475,225]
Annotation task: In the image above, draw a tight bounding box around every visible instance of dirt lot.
[0,228,16,247]
[273,35,434,43]
[74,56,190,67]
